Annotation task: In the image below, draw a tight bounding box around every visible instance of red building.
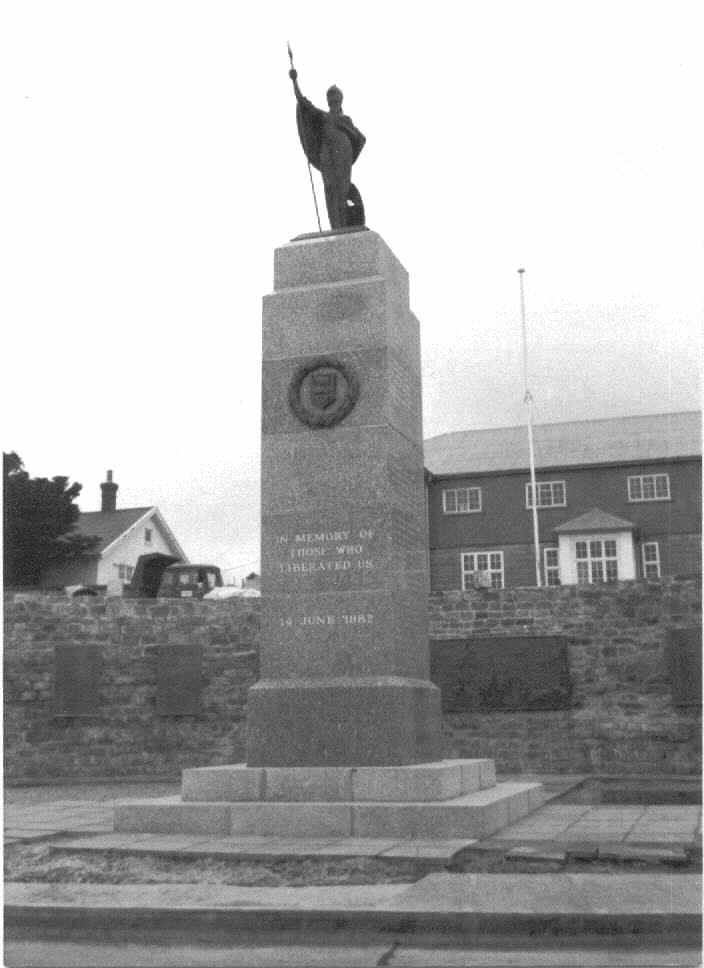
[424,411,701,590]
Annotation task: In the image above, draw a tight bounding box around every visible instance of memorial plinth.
[247,230,442,767]
[113,230,546,842]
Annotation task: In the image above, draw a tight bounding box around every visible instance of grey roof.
[73,507,153,553]
[424,411,702,476]
[554,509,637,533]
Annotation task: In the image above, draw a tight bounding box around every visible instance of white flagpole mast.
[518,268,542,587]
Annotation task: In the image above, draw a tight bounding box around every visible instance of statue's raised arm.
[287,53,366,231]
[288,68,308,109]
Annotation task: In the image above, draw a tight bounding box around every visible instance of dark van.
[125,553,181,598]
[157,564,223,599]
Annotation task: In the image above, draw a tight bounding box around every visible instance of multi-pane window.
[525,481,566,509]
[117,564,134,581]
[461,551,504,589]
[443,487,482,514]
[544,547,560,586]
[145,528,153,544]
[575,539,618,584]
[627,474,670,502]
[642,542,661,579]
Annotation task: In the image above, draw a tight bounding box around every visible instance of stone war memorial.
[114,59,544,841]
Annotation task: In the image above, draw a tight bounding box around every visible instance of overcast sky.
[4,1,702,582]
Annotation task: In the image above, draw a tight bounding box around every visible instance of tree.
[3,452,100,587]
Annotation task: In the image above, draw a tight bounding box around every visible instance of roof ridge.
[78,505,154,516]
[425,410,701,443]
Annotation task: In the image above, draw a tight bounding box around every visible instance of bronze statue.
[288,60,366,231]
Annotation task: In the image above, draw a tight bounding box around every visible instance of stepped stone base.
[182,758,496,803]
[113,760,546,841]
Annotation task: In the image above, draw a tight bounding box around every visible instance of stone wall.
[4,581,701,781]
[4,593,260,781]
[430,579,701,775]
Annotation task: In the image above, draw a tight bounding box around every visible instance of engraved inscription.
[275,527,376,575]
[280,613,375,628]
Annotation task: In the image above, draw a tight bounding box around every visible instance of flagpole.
[518,268,542,587]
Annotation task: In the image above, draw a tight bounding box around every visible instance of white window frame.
[575,537,619,584]
[525,480,566,509]
[461,551,504,589]
[443,486,482,514]
[543,546,560,586]
[627,473,671,502]
[642,541,661,579]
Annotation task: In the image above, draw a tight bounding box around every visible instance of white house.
[40,471,188,596]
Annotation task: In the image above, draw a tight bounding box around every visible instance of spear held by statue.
[287,43,322,232]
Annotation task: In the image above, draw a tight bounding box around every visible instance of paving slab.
[5,829,58,841]
[57,823,114,834]
[565,845,600,861]
[52,834,216,854]
[628,820,700,832]
[392,873,702,915]
[518,805,594,819]
[307,838,399,856]
[598,845,689,865]
[505,846,567,864]
[49,833,475,863]
[231,838,345,855]
[560,822,641,835]
[641,806,701,817]
[553,829,637,843]
[626,830,698,844]
[378,840,476,860]
[2,940,392,967]
[390,946,703,966]
[5,819,70,830]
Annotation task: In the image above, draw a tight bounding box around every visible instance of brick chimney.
[100,470,118,512]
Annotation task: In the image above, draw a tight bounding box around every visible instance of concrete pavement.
[3,939,702,966]
[6,873,701,941]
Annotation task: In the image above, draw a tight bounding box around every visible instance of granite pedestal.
[248,229,441,767]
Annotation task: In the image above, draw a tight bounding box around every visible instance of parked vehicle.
[124,553,181,598]
[157,563,223,599]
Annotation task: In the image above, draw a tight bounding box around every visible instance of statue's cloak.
[296,96,365,171]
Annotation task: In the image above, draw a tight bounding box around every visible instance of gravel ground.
[4,843,423,886]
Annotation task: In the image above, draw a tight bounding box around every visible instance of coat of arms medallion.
[288,357,360,428]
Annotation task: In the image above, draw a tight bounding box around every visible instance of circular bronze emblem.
[288,357,360,428]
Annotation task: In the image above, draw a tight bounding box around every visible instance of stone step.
[51,833,477,865]
[114,781,545,840]
[181,758,497,803]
